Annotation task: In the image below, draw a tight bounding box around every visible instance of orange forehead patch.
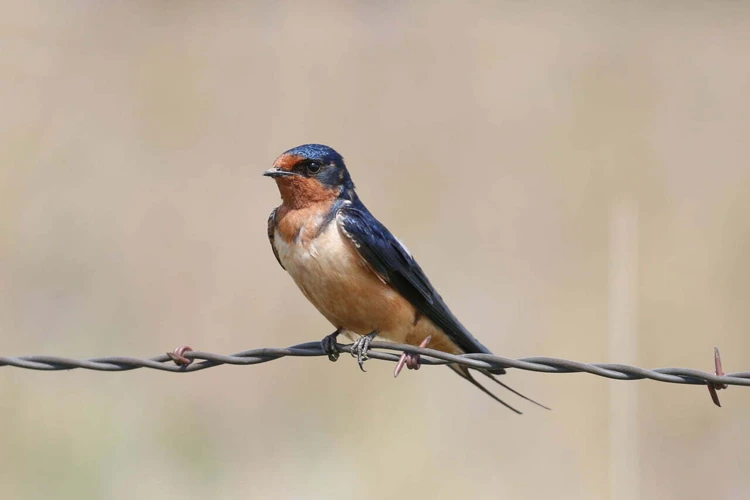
[274,153,303,172]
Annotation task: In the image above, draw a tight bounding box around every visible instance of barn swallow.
[264,144,546,413]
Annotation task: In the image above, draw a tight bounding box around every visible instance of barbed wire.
[1,341,747,389]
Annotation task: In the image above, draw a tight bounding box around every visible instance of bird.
[264,144,546,413]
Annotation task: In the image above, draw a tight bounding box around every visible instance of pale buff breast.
[274,214,416,338]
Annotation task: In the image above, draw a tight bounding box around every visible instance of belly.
[274,221,415,337]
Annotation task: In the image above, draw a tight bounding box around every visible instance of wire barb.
[707,347,729,407]
[1,342,748,405]
[167,345,194,367]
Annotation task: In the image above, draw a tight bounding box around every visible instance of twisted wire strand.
[1,341,748,388]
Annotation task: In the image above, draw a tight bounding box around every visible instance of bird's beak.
[263,168,297,178]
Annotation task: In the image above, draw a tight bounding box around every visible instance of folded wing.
[337,201,499,362]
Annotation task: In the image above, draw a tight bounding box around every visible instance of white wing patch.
[393,236,412,258]
[337,215,360,249]
[335,211,388,285]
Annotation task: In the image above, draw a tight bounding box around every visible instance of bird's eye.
[306,162,322,175]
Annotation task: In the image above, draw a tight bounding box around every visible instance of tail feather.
[450,365,522,414]
[480,371,551,410]
[449,364,550,413]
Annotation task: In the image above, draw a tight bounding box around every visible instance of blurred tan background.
[1,1,749,499]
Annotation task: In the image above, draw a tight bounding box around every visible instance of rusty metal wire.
[1,341,748,390]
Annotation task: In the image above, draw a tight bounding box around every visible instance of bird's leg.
[393,335,431,378]
[351,331,378,372]
[321,328,343,362]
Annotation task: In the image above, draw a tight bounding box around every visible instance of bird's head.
[264,144,356,208]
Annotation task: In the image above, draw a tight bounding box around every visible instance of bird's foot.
[351,331,377,372]
[321,329,342,362]
[393,336,432,378]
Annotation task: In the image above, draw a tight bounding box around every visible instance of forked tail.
[449,364,550,414]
